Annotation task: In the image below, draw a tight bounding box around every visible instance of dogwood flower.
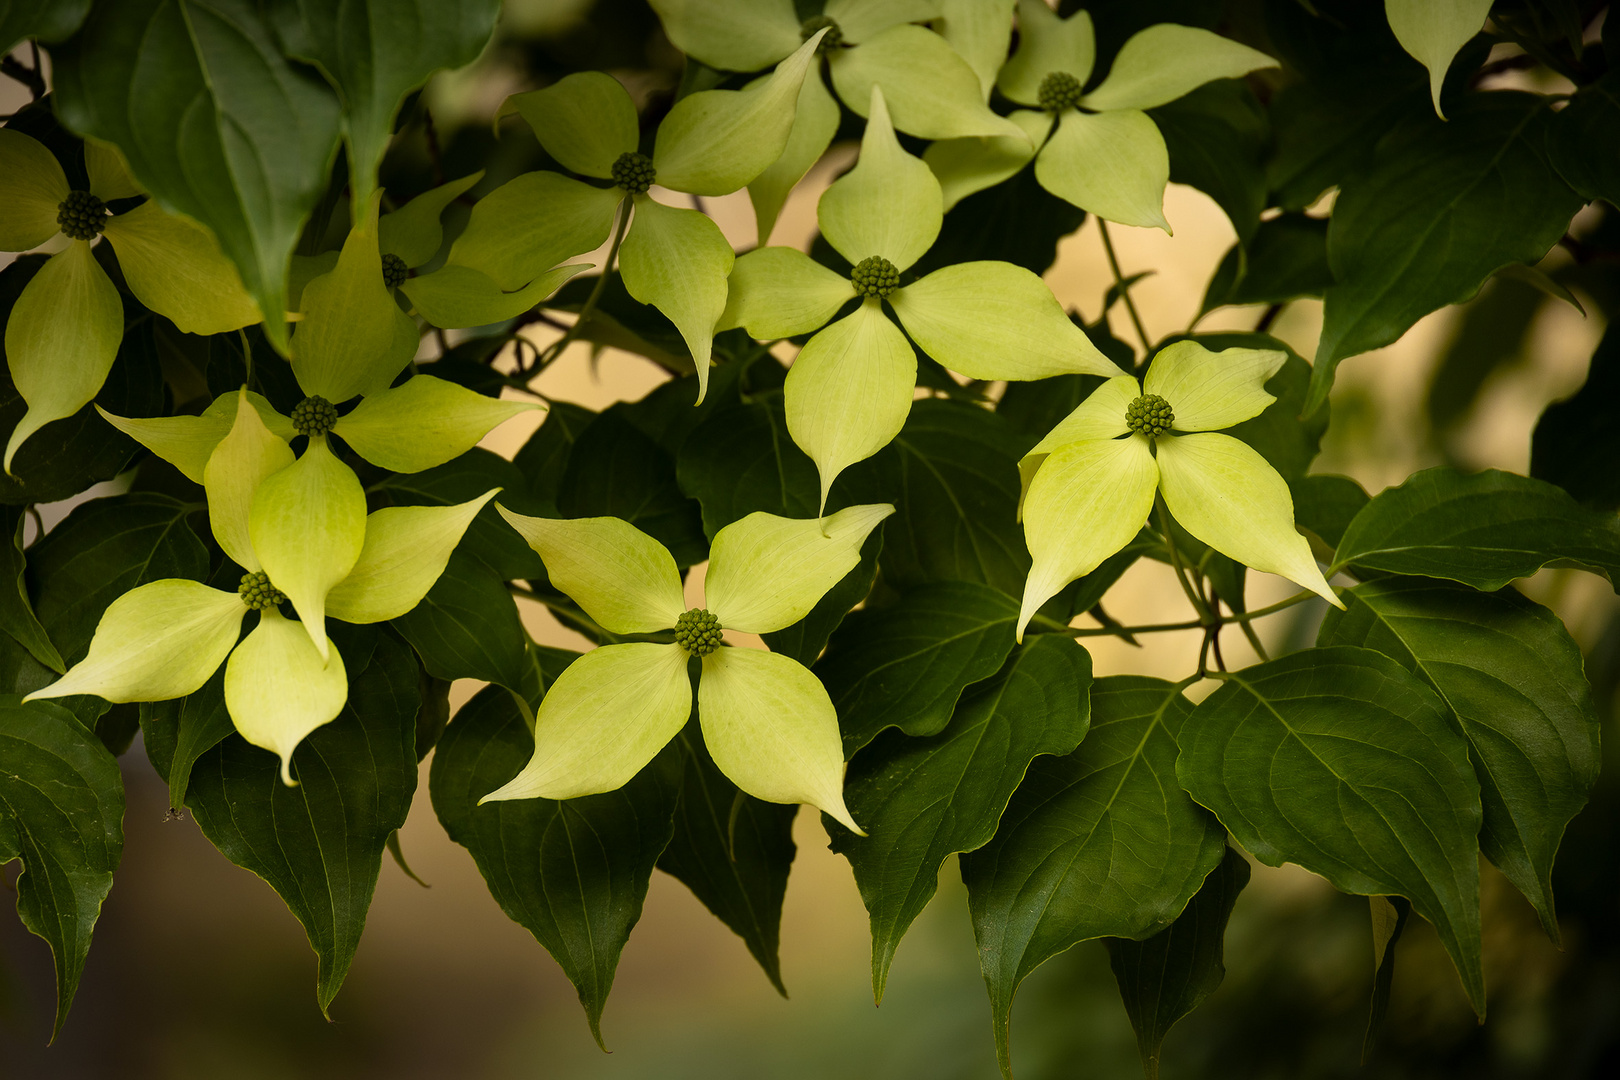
[24,390,495,780]
[442,32,826,401]
[1385,0,1494,118]
[720,86,1124,508]
[1015,341,1343,638]
[0,130,258,472]
[486,503,895,832]
[924,1,1276,230]
[648,0,1026,242]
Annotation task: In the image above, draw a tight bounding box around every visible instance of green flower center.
[800,15,843,51]
[1125,394,1175,438]
[57,190,108,241]
[611,152,656,194]
[238,571,286,611]
[851,255,900,298]
[291,395,339,437]
[381,252,408,288]
[674,607,724,656]
[1037,71,1084,113]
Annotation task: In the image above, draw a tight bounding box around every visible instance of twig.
[1098,218,1151,358]
[535,198,633,368]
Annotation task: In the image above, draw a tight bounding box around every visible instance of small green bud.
[238,571,286,611]
[851,255,900,299]
[674,607,724,657]
[291,395,339,438]
[800,14,843,51]
[57,190,108,241]
[1125,394,1175,438]
[1037,71,1084,114]
[381,252,408,288]
[611,152,656,194]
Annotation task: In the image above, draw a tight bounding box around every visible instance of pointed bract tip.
[279,754,298,787]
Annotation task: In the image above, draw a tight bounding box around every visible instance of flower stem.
[1034,588,1321,640]
[1098,218,1151,359]
[534,196,633,370]
[1157,498,1213,622]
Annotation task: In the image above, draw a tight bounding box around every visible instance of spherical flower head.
[674,607,724,656]
[851,255,900,299]
[611,151,656,194]
[57,190,108,241]
[1037,72,1084,114]
[1125,393,1175,438]
[800,14,843,52]
[381,252,408,288]
[238,571,286,611]
[291,395,339,438]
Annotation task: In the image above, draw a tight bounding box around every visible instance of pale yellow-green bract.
[486,503,896,833]
[0,130,258,474]
[925,0,1278,231]
[25,390,497,783]
[1016,341,1343,639]
[649,0,1027,243]
[720,86,1124,510]
[1385,0,1495,119]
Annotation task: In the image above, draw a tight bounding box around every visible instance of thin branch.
[533,198,633,369]
[1098,218,1152,358]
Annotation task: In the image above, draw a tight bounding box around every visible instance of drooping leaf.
[267,0,502,214]
[391,549,528,691]
[1149,79,1268,244]
[52,0,344,351]
[0,0,91,52]
[513,400,596,507]
[656,723,798,995]
[831,636,1092,1001]
[1547,69,1620,207]
[815,580,1021,755]
[675,392,820,535]
[1333,467,1620,590]
[1174,645,1486,1014]
[429,680,681,1047]
[1319,579,1601,941]
[961,675,1228,1079]
[1104,846,1251,1080]
[1310,92,1584,412]
[0,695,123,1038]
[172,627,417,1013]
[1363,895,1412,1061]
[138,665,236,811]
[0,505,62,672]
[1532,321,1620,509]
[1199,213,1333,316]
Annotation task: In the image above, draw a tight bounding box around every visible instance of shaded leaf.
[831,636,1092,1001]
[0,0,90,52]
[513,400,595,507]
[1363,895,1411,1061]
[138,665,235,810]
[391,549,528,691]
[0,505,62,672]
[1293,473,1369,551]
[911,163,1087,279]
[1199,214,1332,316]
[375,448,544,579]
[1532,321,1620,509]
[1548,69,1620,207]
[1175,645,1485,1014]
[675,392,820,535]
[1150,79,1268,244]
[558,406,707,568]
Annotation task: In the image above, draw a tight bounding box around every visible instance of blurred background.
[3,2,1617,1077]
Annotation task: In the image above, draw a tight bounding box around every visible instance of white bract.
[925,1,1277,230]
[721,86,1124,509]
[1385,0,1494,118]
[25,390,495,781]
[487,503,896,832]
[1016,341,1343,638]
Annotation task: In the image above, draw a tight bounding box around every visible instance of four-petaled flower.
[26,390,496,780]
[925,1,1276,231]
[1015,341,1343,638]
[721,86,1124,509]
[487,503,895,832]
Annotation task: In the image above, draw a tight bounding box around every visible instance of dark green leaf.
[51,0,343,350]
[616,354,771,458]
[816,581,1021,755]
[138,666,236,810]
[1292,473,1369,551]
[0,506,62,672]
[375,448,545,579]
[1533,321,1620,509]
[1199,214,1333,316]
[1319,579,1601,941]
[1104,846,1251,1080]
[1333,467,1620,590]
[997,372,1108,444]
[1174,646,1485,1013]
[1311,92,1583,412]
[429,681,681,1046]
[267,0,501,212]
[656,724,797,995]
[513,400,595,506]
[961,675,1227,1078]
[1,0,90,52]
[910,163,1086,278]
[760,527,882,666]
[175,629,419,1013]
[1548,70,1620,206]
[831,636,1092,1000]
[1150,80,1268,244]
[1,265,164,505]
[843,400,1029,597]
[1364,895,1411,1061]
[558,406,707,567]
[675,392,820,535]
[392,549,528,691]
[0,695,123,1038]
